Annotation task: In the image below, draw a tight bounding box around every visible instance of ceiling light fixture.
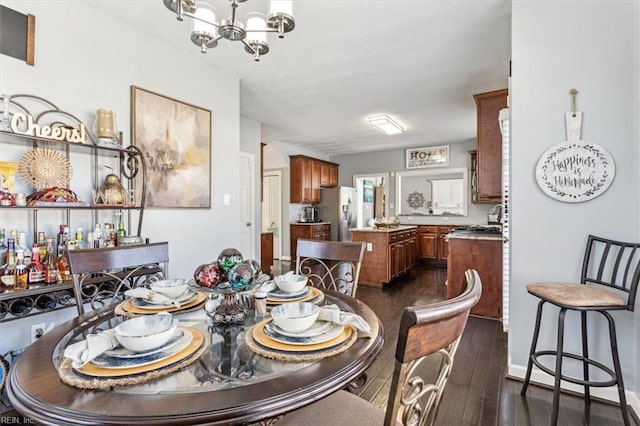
[367,114,404,135]
[163,0,295,61]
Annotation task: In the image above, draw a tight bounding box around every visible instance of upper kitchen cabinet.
[472,88,508,203]
[290,155,339,204]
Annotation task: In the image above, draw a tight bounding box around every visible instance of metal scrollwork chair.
[278,269,482,426]
[65,242,170,316]
[295,239,366,297]
[521,235,640,426]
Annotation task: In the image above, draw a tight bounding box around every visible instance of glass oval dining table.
[6,290,383,425]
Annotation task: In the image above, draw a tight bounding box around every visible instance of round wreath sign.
[535,112,615,203]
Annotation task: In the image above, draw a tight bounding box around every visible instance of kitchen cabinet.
[473,88,508,203]
[352,226,417,287]
[447,236,502,319]
[0,94,147,322]
[417,225,457,267]
[290,223,331,260]
[290,155,339,204]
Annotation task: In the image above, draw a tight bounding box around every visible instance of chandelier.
[163,0,295,61]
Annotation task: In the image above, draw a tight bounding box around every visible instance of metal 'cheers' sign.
[10,112,87,143]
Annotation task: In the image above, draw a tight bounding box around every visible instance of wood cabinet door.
[438,234,449,261]
[474,89,507,202]
[389,243,398,280]
[320,162,330,186]
[329,164,339,187]
[419,234,437,260]
[311,160,321,203]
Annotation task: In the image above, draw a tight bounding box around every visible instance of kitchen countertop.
[290,221,332,225]
[350,225,417,233]
[446,232,503,241]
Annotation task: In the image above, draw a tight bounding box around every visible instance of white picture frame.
[405,145,449,169]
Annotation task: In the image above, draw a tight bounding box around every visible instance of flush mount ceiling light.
[163,0,295,61]
[367,114,404,135]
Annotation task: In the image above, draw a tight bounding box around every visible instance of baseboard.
[509,363,640,419]
[280,256,291,262]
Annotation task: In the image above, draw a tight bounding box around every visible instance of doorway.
[239,152,255,259]
[262,170,282,259]
[353,173,390,228]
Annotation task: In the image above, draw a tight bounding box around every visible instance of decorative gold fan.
[18,147,73,190]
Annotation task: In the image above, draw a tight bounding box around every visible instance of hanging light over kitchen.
[162,0,295,61]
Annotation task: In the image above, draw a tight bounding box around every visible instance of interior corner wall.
[0,1,241,355]
[510,0,639,408]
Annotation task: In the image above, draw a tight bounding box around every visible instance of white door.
[262,171,282,259]
[239,152,255,260]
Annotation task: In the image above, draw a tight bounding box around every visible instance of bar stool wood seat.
[521,235,640,426]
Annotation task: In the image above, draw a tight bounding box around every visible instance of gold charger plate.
[267,286,324,306]
[120,291,206,314]
[73,326,204,378]
[252,318,353,353]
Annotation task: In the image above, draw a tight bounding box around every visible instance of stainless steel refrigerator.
[318,186,358,241]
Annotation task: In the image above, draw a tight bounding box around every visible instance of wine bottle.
[44,240,58,284]
[35,294,56,310]
[13,249,28,290]
[27,243,45,285]
[0,238,17,290]
[9,298,33,316]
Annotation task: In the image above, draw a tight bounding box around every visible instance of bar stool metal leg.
[550,308,567,425]
[602,311,631,426]
[521,300,545,394]
[580,311,591,405]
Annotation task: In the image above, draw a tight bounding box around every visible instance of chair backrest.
[581,235,640,310]
[65,242,169,316]
[384,269,482,426]
[295,239,366,297]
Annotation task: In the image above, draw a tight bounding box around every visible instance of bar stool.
[521,235,640,425]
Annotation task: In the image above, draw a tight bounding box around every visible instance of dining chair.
[65,242,170,316]
[295,239,366,297]
[521,235,640,426]
[278,269,482,426]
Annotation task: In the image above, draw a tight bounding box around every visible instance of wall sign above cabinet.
[535,90,615,203]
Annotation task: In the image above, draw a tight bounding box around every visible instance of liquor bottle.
[44,240,58,284]
[116,221,126,246]
[27,243,45,285]
[17,231,32,263]
[35,294,56,310]
[56,242,71,283]
[37,231,46,248]
[75,228,86,249]
[0,228,6,258]
[9,298,32,316]
[56,224,66,257]
[0,238,17,290]
[2,230,17,264]
[86,232,94,249]
[93,223,102,248]
[13,249,28,290]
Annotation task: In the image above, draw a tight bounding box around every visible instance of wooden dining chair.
[65,242,170,316]
[295,239,366,297]
[278,269,482,426]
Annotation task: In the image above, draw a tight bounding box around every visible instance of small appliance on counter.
[298,205,320,223]
[487,204,502,225]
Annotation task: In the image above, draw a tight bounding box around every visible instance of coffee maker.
[300,205,320,222]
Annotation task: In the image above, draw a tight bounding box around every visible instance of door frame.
[239,151,255,260]
[262,170,282,259]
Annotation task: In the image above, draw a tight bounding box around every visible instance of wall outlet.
[31,323,46,343]
[366,243,373,251]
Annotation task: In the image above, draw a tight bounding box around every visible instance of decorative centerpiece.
[193,248,266,324]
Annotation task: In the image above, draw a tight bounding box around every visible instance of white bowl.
[274,274,308,294]
[114,313,179,353]
[150,279,190,299]
[271,302,319,333]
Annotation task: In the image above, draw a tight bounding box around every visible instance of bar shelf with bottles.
[0,94,148,321]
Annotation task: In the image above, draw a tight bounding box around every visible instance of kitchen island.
[447,230,503,319]
[351,226,418,287]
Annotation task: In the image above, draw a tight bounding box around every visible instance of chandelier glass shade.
[163,0,295,61]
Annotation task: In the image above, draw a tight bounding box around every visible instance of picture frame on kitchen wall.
[405,145,449,169]
[131,86,211,208]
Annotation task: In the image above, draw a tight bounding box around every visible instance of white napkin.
[63,329,119,368]
[318,304,371,334]
[125,287,182,308]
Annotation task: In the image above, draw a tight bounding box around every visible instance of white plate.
[132,290,197,309]
[263,321,345,346]
[90,328,193,369]
[267,287,310,301]
[269,319,334,338]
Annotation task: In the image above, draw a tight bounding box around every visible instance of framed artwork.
[131,86,211,208]
[405,145,449,169]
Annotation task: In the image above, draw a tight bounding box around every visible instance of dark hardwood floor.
[276,260,637,426]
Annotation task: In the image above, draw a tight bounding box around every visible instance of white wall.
[0,1,242,355]
[511,1,639,411]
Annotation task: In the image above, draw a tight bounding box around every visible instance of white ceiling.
[98,0,511,156]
